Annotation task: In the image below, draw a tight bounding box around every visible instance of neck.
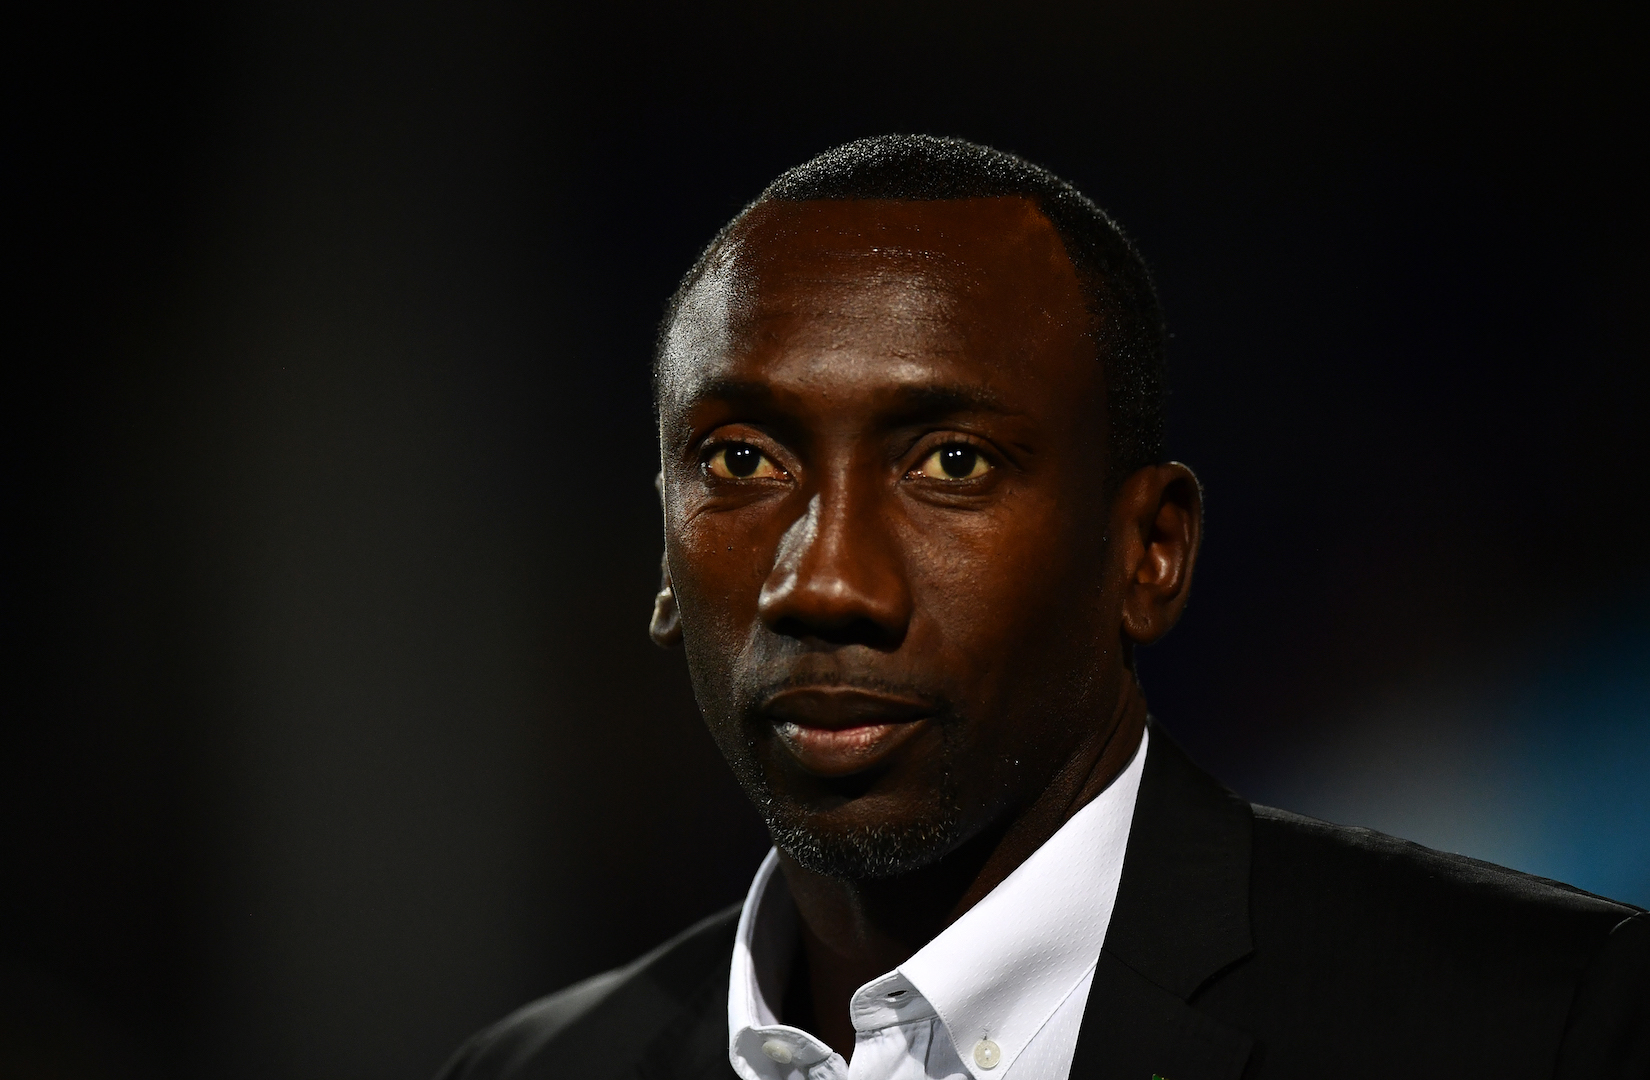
[773,680,1149,1057]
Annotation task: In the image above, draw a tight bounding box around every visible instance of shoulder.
[435,905,740,1080]
[1204,805,1647,1075]
[1249,803,1639,934]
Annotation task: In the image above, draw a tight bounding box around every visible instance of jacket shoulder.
[1250,803,1639,926]
[436,905,740,1080]
[1199,805,1643,1076]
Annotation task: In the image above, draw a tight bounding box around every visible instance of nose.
[757,482,913,650]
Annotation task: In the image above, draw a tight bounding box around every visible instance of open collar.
[728,730,1151,1080]
[899,726,1148,1076]
[1069,717,1256,1080]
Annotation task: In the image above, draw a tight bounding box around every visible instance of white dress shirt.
[727,728,1148,1080]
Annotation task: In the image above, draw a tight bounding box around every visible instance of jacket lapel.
[1068,719,1256,1080]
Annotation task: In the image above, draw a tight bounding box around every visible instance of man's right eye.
[705,443,782,480]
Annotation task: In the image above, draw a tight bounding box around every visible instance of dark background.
[6,1,1647,1077]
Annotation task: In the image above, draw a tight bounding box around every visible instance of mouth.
[761,686,936,777]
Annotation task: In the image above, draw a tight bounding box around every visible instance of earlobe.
[649,553,683,648]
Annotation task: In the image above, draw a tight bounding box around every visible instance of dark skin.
[649,197,1201,1059]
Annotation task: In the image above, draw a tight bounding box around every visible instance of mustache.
[744,670,955,722]
[752,668,940,697]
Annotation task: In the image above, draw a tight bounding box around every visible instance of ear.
[1114,462,1203,646]
[649,553,682,647]
[649,471,683,648]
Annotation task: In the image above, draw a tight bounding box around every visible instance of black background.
[6,2,1647,1077]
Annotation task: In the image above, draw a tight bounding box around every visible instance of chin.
[720,727,971,878]
[761,798,966,880]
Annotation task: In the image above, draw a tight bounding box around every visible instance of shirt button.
[972,1039,1002,1070]
[761,1039,794,1065]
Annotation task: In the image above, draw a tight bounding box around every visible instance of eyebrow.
[881,383,1013,421]
[682,377,775,411]
[683,377,1013,421]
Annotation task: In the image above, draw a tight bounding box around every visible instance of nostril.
[767,614,905,651]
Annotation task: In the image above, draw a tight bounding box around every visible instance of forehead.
[658,197,1095,413]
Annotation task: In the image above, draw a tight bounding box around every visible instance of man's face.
[655,197,1130,878]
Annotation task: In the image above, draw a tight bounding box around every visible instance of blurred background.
[5,0,1647,1076]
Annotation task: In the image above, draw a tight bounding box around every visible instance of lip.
[762,687,935,777]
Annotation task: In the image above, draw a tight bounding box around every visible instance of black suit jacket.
[438,723,1650,1079]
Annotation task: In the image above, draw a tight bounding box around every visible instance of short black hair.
[657,134,1167,478]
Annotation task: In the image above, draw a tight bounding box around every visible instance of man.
[439,136,1648,1079]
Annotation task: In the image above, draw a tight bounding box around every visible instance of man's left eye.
[914,444,991,481]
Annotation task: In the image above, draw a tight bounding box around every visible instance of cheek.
[903,497,1106,671]
[669,527,753,743]
[666,499,782,644]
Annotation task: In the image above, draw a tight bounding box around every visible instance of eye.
[914,443,991,481]
[705,442,782,480]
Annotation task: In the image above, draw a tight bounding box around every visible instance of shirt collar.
[728,727,1149,1079]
